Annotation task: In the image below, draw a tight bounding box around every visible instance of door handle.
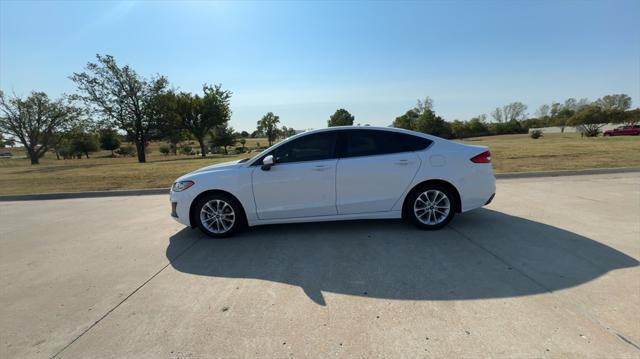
[394,159,411,165]
[311,165,330,171]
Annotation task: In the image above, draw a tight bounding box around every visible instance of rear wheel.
[405,184,456,230]
[195,193,243,238]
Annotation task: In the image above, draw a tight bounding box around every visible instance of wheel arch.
[189,189,249,228]
[402,179,462,217]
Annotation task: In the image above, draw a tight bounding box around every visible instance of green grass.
[1,133,638,195]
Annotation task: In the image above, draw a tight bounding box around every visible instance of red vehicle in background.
[603,125,640,136]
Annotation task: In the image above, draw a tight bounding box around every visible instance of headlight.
[172,180,194,192]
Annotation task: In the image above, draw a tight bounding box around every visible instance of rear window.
[401,133,433,151]
[341,130,432,158]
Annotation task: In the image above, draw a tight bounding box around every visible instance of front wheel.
[405,185,456,230]
[195,193,243,238]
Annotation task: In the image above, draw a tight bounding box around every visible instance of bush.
[99,129,121,156]
[159,145,170,155]
[180,145,194,155]
[115,145,136,157]
[530,129,543,139]
[580,126,601,137]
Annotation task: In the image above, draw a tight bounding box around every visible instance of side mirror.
[261,155,274,171]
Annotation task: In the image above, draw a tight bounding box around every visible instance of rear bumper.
[485,193,495,205]
[456,166,496,212]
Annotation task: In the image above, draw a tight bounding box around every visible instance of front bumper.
[169,190,194,227]
[171,202,178,218]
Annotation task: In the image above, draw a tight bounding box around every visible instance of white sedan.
[170,126,495,237]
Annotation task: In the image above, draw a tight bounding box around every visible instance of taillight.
[470,150,491,163]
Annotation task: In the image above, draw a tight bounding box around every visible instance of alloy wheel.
[413,189,451,226]
[199,199,236,234]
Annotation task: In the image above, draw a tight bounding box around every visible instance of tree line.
[1,53,637,165]
[0,54,300,165]
[391,94,638,139]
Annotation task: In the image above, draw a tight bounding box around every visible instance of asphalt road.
[1,173,639,358]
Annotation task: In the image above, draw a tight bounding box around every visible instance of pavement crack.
[616,333,640,351]
[49,235,202,359]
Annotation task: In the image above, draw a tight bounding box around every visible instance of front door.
[252,132,338,220]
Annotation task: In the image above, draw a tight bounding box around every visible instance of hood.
[191,160,243,174]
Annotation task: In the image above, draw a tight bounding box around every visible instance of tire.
[194,193,244,238]
[405,184,457,230]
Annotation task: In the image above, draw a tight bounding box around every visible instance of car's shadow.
[166,208,638,305]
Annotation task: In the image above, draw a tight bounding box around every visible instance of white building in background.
[528,123,621,134]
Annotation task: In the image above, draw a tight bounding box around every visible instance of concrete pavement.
[1,173,638,358]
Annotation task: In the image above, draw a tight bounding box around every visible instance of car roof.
[291,126,434,139]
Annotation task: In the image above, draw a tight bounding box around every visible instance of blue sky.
[1,0,638,131]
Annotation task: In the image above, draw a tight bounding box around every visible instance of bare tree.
[492,102,528,123]
[0,91,79,164]
[71,54,169,163]
[415,97,434,115]
[535,104,550,119]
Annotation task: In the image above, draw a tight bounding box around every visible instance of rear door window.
[341,130,432,158]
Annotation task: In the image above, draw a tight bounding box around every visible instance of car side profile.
[603,125,640,136]
[170,126,496,238]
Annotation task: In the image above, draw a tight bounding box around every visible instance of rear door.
[252,132,338,220]
[335,130,429,214]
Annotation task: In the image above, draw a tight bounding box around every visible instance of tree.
[450,115,490,138]
[554,108,575,133]
[467,115,489,135]
[569,105,608,137]
[70,131,99,158]
[328,108,355,127]
[415,97,434,114]
[71,54,169,163]
[414,110,452,138]
[535,104,551,119]
[151,91,186,155]
[392,97,451,138]
[240,130,249,138]
[491,102,528,123]
[594,94,632,111]
[0,91,79,164]
[393,97,436,130]
[622,109,640,126]
[209,124,236,154]
[393,109,419,130]
[176,84,232,157]
[99,129,121,156]
[239,138,247,152]
[257,112,280,146]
